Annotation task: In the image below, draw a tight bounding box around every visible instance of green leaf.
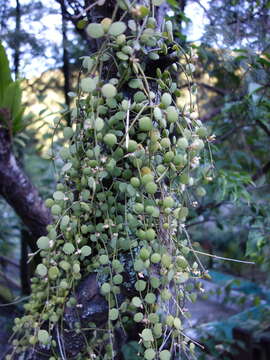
[119,182,127,192]
[109,308,119,321]
[257,57,270,68]
[233,48,249,53]
[141,328,154,341]
[1,80,22,120]
[0,43,12,104]
[127,184,136,197]
[122,341,142,360]
[263,52,270,60]
[77,19,88,30]
[108,21,127,36]
[12,107,26,133]
[235,55,248,62]
[167,0,180,7]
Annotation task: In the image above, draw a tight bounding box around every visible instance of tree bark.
[60,0,72,126]
[0,127,52,252]
[20,229,32,294]
[14,0,21,79]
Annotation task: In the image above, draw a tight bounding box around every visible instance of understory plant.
[10,1,212,359]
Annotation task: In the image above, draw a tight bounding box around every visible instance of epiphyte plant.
[10,0,211,359]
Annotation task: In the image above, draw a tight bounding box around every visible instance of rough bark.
[14,0,21,78]
[15,274,109,360]
[60,0,72,126]
[0,127,52,252]
[15,269,137,359]
[20,229,32,294]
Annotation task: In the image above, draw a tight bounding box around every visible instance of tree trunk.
[60,0,71,126]
[14,0,21,79]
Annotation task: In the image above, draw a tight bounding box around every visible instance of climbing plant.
[9,1,213,359]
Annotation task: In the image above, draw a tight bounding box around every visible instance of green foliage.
[214,170,252,203]
[196,46,270,276]
[0,43,26,134]
[164,0,270,289]
[0,200,20,257]
[0,43,12,103]
[245,201,270,275]
[5,0,268,358]
[197,305,270,360]
[11,1,211,358]
[122,341,142,359]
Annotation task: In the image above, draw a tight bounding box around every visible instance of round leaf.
[132,296,142,307]
[38,330,50,344]
[141,328,154,342]
[160,350,171,360]
[144,348,156,360]
[108,21,127,36]
[81,77,97,92]
[86,23,105,38]
[80,245,92,257]
[36,264,47,277]
[109,308,119,321]
[101,83,117,98]
[63,243,75,255]
[37,236,50,250]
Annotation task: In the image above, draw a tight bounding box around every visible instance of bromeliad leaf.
[1,80,23,124]
[13,107,26,133]
[0,42,12,104]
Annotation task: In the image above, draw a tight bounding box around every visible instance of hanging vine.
[9,1,212,359]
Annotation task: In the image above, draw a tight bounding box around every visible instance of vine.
[9,1,212,359]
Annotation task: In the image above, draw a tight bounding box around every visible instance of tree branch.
[0,127,52,251]
[256,118,270,138]
[215,124,256,143]
[196,201,225,216]
[201,107,222,122]
[180,81,227,96]
[252,159,270,182]
[54,0,90,43]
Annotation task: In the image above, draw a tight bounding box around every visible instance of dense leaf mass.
[10,1,211,359]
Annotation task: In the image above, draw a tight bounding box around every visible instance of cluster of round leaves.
[11,1,209,359]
